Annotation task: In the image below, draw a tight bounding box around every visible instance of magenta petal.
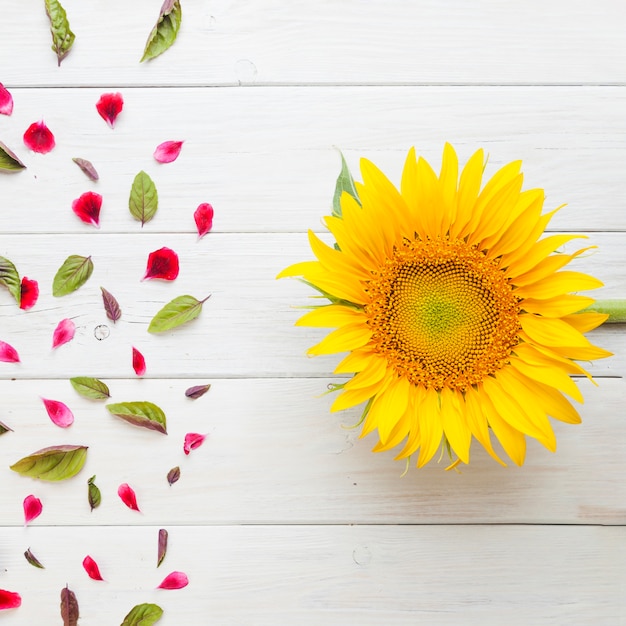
[96,92,124,128]
[194,203,214,238]
[143,247,179,281]
[0,83,14,116]
[42,398,74,428]
[132,347,147,376]
[157,571,189,590]
[153,141,184,163]
[118,483,140,511]
[52,318,76,349]
[0,589,21,610]
[23,120,55,154]
[0,340,20,363]
[19,277,39,310]
[72,191,102,227]
[82,555,105,581]
[183,432,207,455]
[23,495,43,525]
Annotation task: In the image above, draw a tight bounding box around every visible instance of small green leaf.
[106,401,167,434]
[70,376,110,400]
[140,0,182,63]
[129,171,158,226]
[332,150,361,218]
[10,445,88,481]
[0,420,13,435]
[121,603,163,626]
[24,547,45,569]
[53,255,93,297]
[44,0,75,66]
[148,295,210,334]
[87,475,101,511]
[0,141,26,172]
[0,255,21,305]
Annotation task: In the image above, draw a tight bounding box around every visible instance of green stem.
[584,299,626,323]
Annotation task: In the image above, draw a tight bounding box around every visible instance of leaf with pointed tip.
[87,475,101,511]
[60,585,79,626]
[121,603,164,626]
[129,171,158,226]
[157,529,168,567]
[0,256,21,305]
[70,377,110,400]
[332,150,360,218]
[166,466,180,486]
[44,0,75,66]
[0,420,13,435]
[185,384,211,399]
[72,158,99,181]
[53,255,93,297]
[106,401,167,434]
[10,445,88,481]
[148,295,210,334]
[0,142,26,172]
[141,0,182,63]
[24,548,45,569]
[100,287,121,322]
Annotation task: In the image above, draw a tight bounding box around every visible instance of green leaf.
[0,420,13,435]
[87,475,101,511]
[70,376,110,400]
[52,255,93,297]
[121,603,164,626]
[0,141,26,172]
[10,445,88,481]
[148,295,210,334]
[129,171,158,226]
[332,150,361,218]
[106,401,168,434]
[140,0,182,63]
[44,0,75,67]
[0,256,21,305]
[24,547,45,569]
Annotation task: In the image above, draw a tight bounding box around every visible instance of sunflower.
[279,144,611,469]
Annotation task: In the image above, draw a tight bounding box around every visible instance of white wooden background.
[1,1,625,624]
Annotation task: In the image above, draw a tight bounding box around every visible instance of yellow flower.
[279,144,611,468]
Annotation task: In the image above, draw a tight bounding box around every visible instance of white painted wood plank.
[0,378,623,526]
[0,525,623,625]
[1,1,625,87]
[1,87,625,233]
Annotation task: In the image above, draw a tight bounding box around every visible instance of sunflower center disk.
[365,238,521,391]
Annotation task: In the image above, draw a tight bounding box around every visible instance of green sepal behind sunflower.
[332,150,361,219]
[297,279,364,311]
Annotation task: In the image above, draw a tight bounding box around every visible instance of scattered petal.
[82,555,105,581]
[118,483,140,512]
[0,589,21,610]
[24,548,45,569]
[157,571,188,590]
[153,140,183,163]
[132,347,146,376]
[96,92,123,128]
[60,585,79,625]
[0,83,13,116]
[42,398,74,428]
[157,529,168,567]
[19,277,39,310]
[72,157,99,181]
[23,495,43,525]
[0,340,20,363]
[143,247,179,281]
[72,191,102,227]
[185,384,211,399]
[166,466,180,485]
[194,203,214,238]
[183,433,207,455]
[100,287,121,322]
[52,318,76,349]
[23,120,55,154]
[87,475,102,511]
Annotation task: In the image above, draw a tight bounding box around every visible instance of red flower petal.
[118,483,140,512]
[153,141,184,164]
[132,347,146,376]
[82,555,105,581]
[0,340,20,363]
[0,83,14,116]
[96,92,124,128]
[19,277,39,310]
[23,495,43,525]
[183,432,207,455]
[52,318,76,349]
[42,398,74,428]
[143,247,179,281]
[157,571,188,590]
[23,120,55,154]
[194,203,214,238]
[72,191,102,228]
[0,589,21,610]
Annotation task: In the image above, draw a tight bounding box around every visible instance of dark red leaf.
[96,93,123,128]
[0,589,21,610]
[23,120,55,154]
[143,247,179,281]
[19,277,39,310]
[157,571,188,590]
[23,494,43,525]
[52,318,76,349]
[183,432,207,455]
[167,466,180,485]
[132,347,146,376]
[194,203,214,238]
[100,287,121,322]
[0,340,20,363]
[153,140,184,163]
[82,555,105,581]
[24,548,45,569]
[72,191,102,227]
[42,398,74,428]
[72,158,99,181]
[185,384,211,399]
[118,483,140,512]
[60,585,79,625]
[157,528,168,567]
[0,83,14,116]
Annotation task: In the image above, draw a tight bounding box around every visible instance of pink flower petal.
[42,398,74,428]
[132,346,146,376]
[96,92,124,128]
[23,120,55,154]
[153,141,184,163]
[0,83,14,116]
[71,191,102,228]
[23,495,43,525]
[52,318,76,349]
[19,277,39,310]
[118,483,140,512]
[183,432,207,455]
[194,203,214,238]
[0,589,21,610]
[0,340,20,363]
[82,555,105,581]
[143,247,179,281]
[157,571,189,590]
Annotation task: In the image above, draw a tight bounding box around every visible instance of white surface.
[1,1,625,624]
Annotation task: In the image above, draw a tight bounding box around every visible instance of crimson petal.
[42,398,74,428]
[72,191,102,227]
[0,83,14,116]
[132,347,146,376]
[194,203,214,238]
[82,555,105,581]
[118,483,140,511]
[157,571,188,590]
[183,432,207,455]
[23,120,55,154]
[143,247,179,281]
[23,494,43,525]
[19,277,39,310]
[96,92,123,128]
[0,340,20,363]
[154,141,184,163]
[0,589,21,610]
[52,318,76,349]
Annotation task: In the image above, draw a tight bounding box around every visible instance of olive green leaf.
[44,0,75,66]
[70,376,110,400]
[0,420,13,435]
[53,255,93,297]
[129,171,158,226]
[0,141,26,172]
[0,256,21,305]
[106,401,168,434]
[10,445,88,481]
[121,603,163,626]
[87,475,101,511]
[148,295,210,334]
[24,547,45,569]
[140,0,182,63]
[332,150,360,219]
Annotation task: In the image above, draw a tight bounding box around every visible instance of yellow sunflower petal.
[464,389,507,466]
[512,247,594,288]
[365,376,411,444]
[509,357,583,403]
[514,271,603,300]
[561,312,609,333]
[308,323,372,356]
[276,260,320,279]
[449,148,485,239]
[334,348,377,374]
[520,314,592,349]
[416,388,444,468]
[345,356,389,389]
[296,305,365,328]
[439,387,471,464]
[438,142,459,233]
[521,295,595,317]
